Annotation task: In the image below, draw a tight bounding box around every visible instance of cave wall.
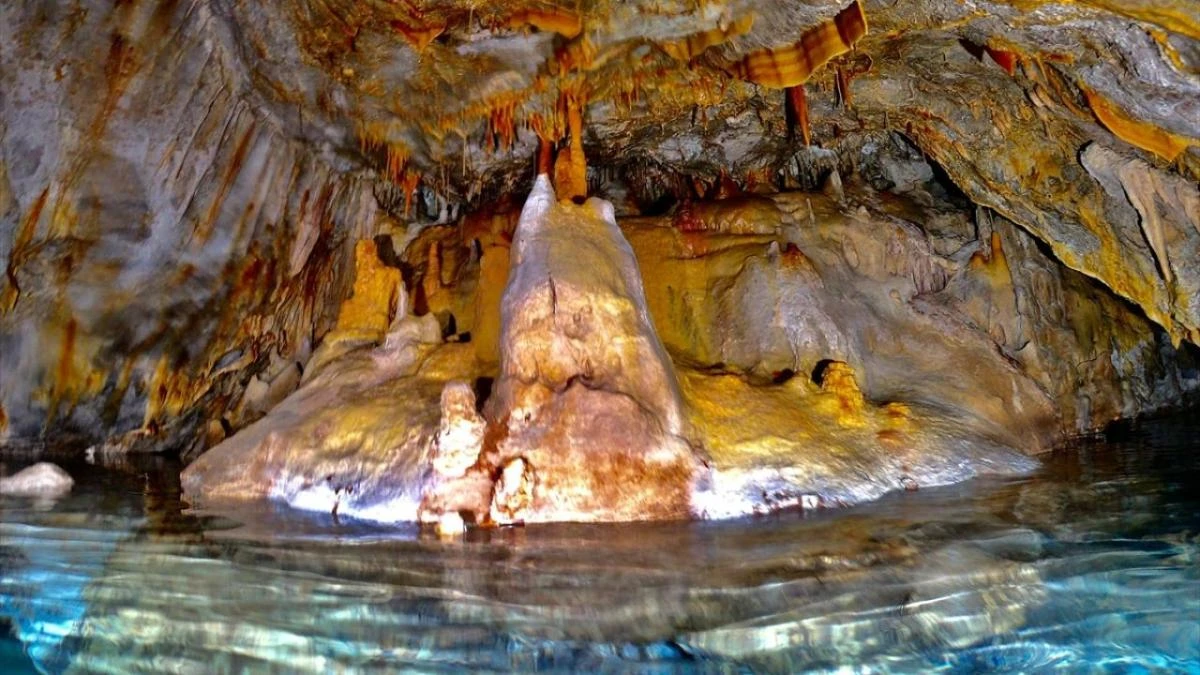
[0,2,386,449]
[0,0,1198,455]
[412,173,1198,450]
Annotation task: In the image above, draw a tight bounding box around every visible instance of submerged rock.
[0,462,74,497]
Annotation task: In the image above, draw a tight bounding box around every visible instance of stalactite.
[486,101,518,154]
[835,67,852,108]
[553,89,588,202]
[787,85,812,147]
[401,170,421,218]
[536,134,554,176]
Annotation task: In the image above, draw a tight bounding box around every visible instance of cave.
[2,1,1199,671]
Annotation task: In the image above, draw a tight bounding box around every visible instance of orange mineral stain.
[729,0,867,89]
[1083,87,1193,162]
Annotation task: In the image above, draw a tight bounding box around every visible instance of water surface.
[2,413,1199,673]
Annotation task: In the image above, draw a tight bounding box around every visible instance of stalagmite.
[481,175,700,522]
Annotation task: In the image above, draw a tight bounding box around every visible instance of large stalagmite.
[424,176,703,524]
[488,176,700,521]
[181,176,705,525]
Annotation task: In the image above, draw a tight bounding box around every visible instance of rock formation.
[475,175,699,522]
[3,0,1199,524]
[0,462,74,497]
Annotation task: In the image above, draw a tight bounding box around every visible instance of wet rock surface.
[180,176,1135,523]
[0,462,74,497]
[1,0,1199,522]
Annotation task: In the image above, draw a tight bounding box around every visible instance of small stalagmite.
[815,360,867,428]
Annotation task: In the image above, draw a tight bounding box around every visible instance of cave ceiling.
[220,0,1200,336]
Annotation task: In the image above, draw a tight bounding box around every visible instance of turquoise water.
[2,413,1198,674]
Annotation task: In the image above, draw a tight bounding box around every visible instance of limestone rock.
[488,457,535,524]
[482,176,701,522]
[715,241,856,379]
[3,0,1197,525]
[471,244,510,365]
[430,381,484,479]
[331,239,403,344]
[434,511,466,538]
[1081,142,1200,336]
[181,336,475,523]
[683,369,1038,520]
[0,462,74,497]
[813,360,867,428]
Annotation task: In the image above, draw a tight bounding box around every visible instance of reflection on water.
[2,413,1199,674]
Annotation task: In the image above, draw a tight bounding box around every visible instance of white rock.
[0,462,74,497]
[435,511,465,538]
[432,381,485,479]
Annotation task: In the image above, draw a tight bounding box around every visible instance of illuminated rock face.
[493,177,687,440]
[180,298,459,522]
[0,462,73,497]
[3,0,1200,522]
[185,171,1196,524]
[428,176,701,524]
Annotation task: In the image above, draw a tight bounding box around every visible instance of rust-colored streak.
[46,317,79,425]
[787,85,812,146]
[506,7,582,39]
[554,35,596,73]
[962,39,1019,75]
[103,358,138,425]
[196,121,257,245]
[553,91,588,201]
[399,170,421,217]
[56,318,78,394]
[536,135,554,176]
[1082,87,1193,162]
[730,0,867,89]
[1,187,50,312]
[780,243,814,272]
[389,19,445,51]
[92,34,139,139]
[984,47,1018,75]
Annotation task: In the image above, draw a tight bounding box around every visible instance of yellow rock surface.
[472,244,509,365]
[813,360,868,428]
[333,239,402,342]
